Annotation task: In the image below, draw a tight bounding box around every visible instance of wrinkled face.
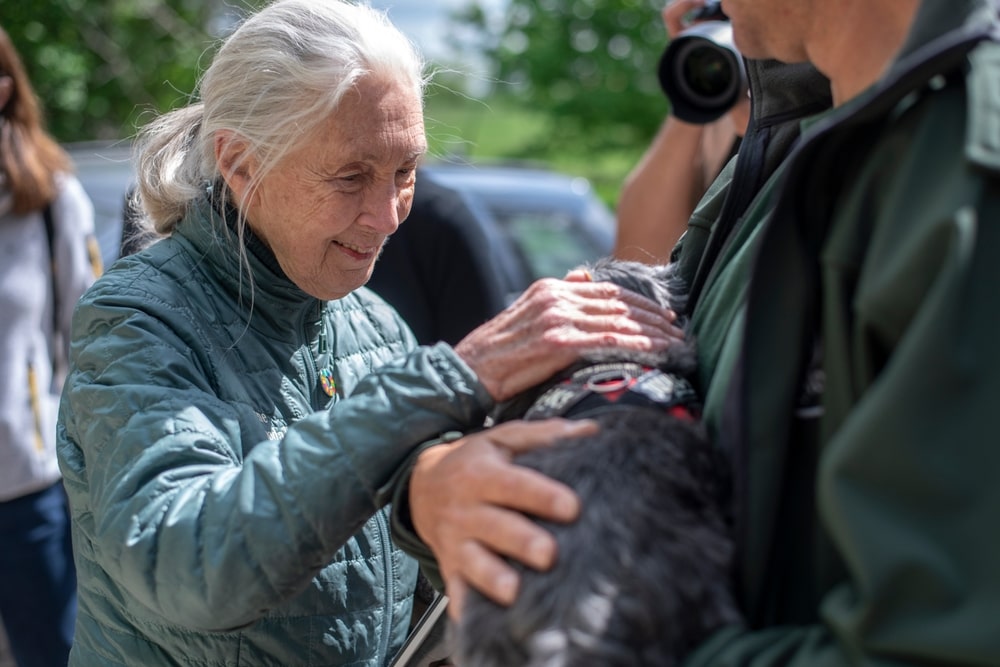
[246,76,426,300]
[721,0,811,62]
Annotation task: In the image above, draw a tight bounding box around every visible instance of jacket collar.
[898,0,998,63]
[174,187,324,338]
[746,60,831,125]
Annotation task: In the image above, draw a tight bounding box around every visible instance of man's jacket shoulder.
[966,38,1000,172]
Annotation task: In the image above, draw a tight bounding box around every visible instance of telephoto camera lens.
[682,45,734,98]
[658,21,747,124]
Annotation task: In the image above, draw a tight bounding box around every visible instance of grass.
[424,90,647,209]
[425,93,549,164]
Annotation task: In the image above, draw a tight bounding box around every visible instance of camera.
[657,2,747,124]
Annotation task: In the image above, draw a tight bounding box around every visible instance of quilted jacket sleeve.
[57,275,492,631]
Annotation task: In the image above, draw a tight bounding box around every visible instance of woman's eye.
[333,174,367,190]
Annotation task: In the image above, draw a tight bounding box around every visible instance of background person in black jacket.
[367,170,508,346]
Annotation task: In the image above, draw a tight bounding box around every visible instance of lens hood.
[658,21,747,124]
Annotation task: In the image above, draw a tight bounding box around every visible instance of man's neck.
[807,0,922,106]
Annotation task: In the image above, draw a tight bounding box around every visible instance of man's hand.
[408,418,599,618]
[663,0,709,38]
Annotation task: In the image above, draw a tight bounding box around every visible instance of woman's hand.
[454,271,682,402]
[409,418,599,619]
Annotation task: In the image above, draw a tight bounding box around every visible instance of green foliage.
[425,87,547,161]
[4,0,660,206]
[451,0,670,152]
[3,0,265,141]
[438,0,673,206]
[424,85,645,207]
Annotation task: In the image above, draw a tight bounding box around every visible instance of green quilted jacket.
[57,193,493,666]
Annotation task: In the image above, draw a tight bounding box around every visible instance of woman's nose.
[362,183,403,234]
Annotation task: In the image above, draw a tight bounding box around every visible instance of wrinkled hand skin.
[409,419,599,619]
[455,270,682,403]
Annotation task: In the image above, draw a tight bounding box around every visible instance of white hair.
[134,0,427,234]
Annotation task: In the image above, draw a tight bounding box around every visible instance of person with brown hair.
[0,22,101,667]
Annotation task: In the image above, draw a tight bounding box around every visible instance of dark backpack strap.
[42,203,61,373]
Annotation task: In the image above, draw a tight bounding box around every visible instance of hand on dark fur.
[449,258,742,666]
[453,273,683,402]
[409,419,597,616]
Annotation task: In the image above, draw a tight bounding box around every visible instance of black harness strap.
[523,361,701,422]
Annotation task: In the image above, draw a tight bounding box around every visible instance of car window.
[493,208,606,281]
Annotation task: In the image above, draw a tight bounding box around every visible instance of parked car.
[65,142,616,299]
[419,162,615,302]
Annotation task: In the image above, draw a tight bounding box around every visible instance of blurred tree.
[448,0,670,155]
[3,0,265,142]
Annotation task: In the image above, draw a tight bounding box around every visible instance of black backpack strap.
[42,203,61,372]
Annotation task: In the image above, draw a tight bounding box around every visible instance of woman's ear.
[214,130,257,206]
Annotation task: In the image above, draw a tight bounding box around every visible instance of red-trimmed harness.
[523,361,700,422]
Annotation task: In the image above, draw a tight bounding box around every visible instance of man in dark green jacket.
[682,0,1000,663]
[398,0,1000,663]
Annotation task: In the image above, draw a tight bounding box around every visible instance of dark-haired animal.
[452,258,741,667]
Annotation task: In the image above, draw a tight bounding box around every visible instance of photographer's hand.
[663,0,708,38]
[615,0,751,263]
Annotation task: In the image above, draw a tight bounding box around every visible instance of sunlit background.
[3,0,672,206]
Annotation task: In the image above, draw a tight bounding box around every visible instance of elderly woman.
[56,1,677,665]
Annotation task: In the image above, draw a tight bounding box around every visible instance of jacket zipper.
[375,508,395,662]
[306,304,394,660]
[302,306,322,408]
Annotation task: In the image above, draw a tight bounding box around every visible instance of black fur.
[453,258,741,667]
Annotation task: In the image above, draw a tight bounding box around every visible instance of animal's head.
[582,257,686,316]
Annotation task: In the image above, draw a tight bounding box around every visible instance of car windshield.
[495,208,606,280]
